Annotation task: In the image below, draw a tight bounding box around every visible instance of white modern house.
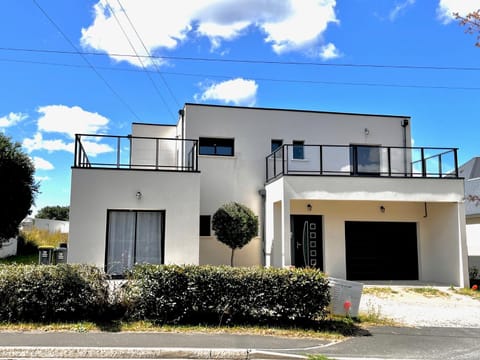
[68,103,468,286]
[459,157,480,270]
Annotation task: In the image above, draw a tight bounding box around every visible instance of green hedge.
[0,264,330,325]
[0,264,109,322]
[124,265,330,325]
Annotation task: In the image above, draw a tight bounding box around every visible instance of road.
[0,326,479,359]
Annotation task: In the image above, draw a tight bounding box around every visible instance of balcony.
[266,144,459,182]
[74,134,198,171]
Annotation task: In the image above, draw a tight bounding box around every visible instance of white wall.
[69,168,200,268]
[183,104,410,266]
[265,175,467,285]
[0,238,17,259]
[33,218,69,233]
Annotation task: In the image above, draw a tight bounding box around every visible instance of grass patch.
[0,320,361,339]
[307,355,334,360]
[0,254,37,265]
[356,299,398,326]
[405,287,450,297]
[453,287,480,300]
[362,287,399,297]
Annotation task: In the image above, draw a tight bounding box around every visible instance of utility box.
[53,247,67,264]
[328,277,364,317]
[38,246,55,265]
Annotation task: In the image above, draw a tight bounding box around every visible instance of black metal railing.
[74,134,198,172]
[266,144,459,182]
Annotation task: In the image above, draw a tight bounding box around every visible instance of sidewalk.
[0,331,337,359]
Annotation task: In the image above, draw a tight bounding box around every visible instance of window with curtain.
[106,210,165,276]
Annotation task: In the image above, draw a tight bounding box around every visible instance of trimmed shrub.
[0,264,109,322]
[125,265,330,326]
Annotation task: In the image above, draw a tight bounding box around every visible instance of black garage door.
[345,221,418,281]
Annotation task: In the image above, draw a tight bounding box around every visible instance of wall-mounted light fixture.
[380,205,385,213]
[307,203,312,211]
[364,128,370,135]
[136,191,142,200]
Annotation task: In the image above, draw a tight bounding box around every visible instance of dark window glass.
[200,215,211,236]
[350,145,380,175]
[293,140,304,159]
[199,137,234,156]
[271,139,283,152]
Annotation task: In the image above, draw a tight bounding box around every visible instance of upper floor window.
[199,137,234,156]
[271,139,283,152]
[292,140,304,160]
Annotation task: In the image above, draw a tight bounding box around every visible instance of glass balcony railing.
[74,134,198,172]
[266,144,459,182]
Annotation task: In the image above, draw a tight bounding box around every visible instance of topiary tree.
[0,133,39,241]
[212,202,258,266]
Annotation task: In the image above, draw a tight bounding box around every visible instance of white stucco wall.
[265,176,467,286]
[68,168,200,268]
[33,218,69,233]
[183,104,410,266]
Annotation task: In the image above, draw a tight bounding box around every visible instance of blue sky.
[0,0,479,213]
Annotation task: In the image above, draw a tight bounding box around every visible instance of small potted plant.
[469,266,480,288]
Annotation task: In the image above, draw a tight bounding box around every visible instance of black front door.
[291,215,323,269]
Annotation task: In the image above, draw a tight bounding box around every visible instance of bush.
[0,264,109,322]
[125,265,330,326]
[20,228,68,249]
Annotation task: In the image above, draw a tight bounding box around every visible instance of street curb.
[0,346,308,359]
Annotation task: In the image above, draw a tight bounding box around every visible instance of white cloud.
[37,105,109,139]
[0,112,27,128]
[22,132,113,157]
[318,43,341,60]
[80,140,114,157]
[437,0,480,24]
[195,78,258,106]
[81,0,338,65]
[33,156,54,170]
[34,176,50,182]
[23,133,73,153]
[389,0,415,21]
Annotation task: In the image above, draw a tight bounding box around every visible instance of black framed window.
[199,137,234,156]
[293,140,304,159]
[105,210,165,277]
[200,215,211,236]
[271,139,283,152]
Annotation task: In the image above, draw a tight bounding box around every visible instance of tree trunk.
[230,248,235,267]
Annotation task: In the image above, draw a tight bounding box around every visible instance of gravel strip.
[359,287,480,328]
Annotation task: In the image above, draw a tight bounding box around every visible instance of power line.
[2,56,480,91]
[31,0,142,122]
[104,0,176,119]
[2,45,480,72]
[116,0,180,107]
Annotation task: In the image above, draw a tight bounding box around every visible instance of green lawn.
[0,253,38,265]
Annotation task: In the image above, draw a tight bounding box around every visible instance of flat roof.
[184,102,411,119]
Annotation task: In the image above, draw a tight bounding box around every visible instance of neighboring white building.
[68,103,468,286]
[20,217,69,233]
[459,157,480,271]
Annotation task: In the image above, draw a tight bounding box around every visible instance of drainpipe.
[401,118,409,175]
[258,188,266,266]
[178,108,185,168]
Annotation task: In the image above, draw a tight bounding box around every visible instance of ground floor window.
[106,210,165,276]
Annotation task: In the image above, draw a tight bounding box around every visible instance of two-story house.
[68,103,469,286]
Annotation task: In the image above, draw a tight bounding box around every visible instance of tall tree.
[0,134,39,240]
[456,10,480,46]
[212,202,258,266]
[36,205,70,221]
